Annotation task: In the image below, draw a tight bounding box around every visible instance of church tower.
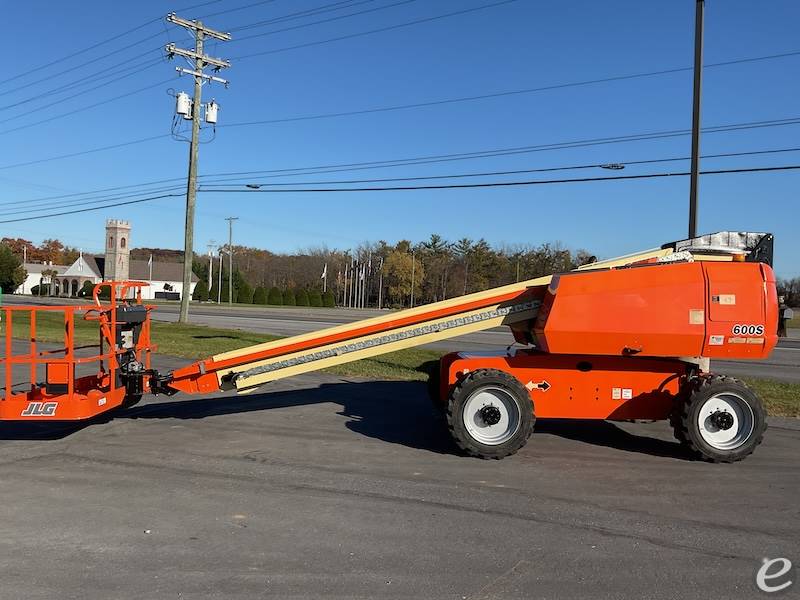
[104,219,130,281]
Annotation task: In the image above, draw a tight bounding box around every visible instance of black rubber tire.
[121,393,143,409]
[446,369,535,459]
[673,375,767,463]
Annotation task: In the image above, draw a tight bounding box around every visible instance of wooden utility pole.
[165,13,231,322]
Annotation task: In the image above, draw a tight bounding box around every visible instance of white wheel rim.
[462,386,521,446]
[697,392,755,450]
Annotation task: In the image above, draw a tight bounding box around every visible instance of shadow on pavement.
[536,419,692,460]
[0,379,692,460]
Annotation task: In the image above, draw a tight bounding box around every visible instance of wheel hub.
[709,410,734,431]
[462,386,522,446]
[479,404,502,426]
[696,392,755,450]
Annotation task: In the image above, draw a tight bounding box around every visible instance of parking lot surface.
[0,352,797,599]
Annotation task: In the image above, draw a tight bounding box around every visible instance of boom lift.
[0,232,778,462]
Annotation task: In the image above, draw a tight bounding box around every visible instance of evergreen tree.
[253,286,267,304]
[192,280,209,301]
[282,288,296,306]
[267,287,283,305]
[295,288,310,306]
[237,280,254,304]
[309,289,323,307]
[79,280,95,297]
[322,290,335,307]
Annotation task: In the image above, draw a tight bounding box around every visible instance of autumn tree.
[384,244,424,308]
[0,245,26,293]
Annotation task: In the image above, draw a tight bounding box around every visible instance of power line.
[0,0,224,90]
[11,145,799,214]
[196,165,800,194]
[198,0,282,20]
[0,32,166,100]
[229,0,418,43]
[0,186,185,217]
[204,117,800,180]
[0,193,184,224]
[0,134,170,172]
[2,114,798,178]
[228,0,376,33]
[0,56,164,113]
[2,164,796,224]
[230,0,522,60]
[0,73,174,135]
[222,49,800,130]
[197,146,800,188]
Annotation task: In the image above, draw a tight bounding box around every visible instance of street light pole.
[225,217,238,305]
[688,0,705,238]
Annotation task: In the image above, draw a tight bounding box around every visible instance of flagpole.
[377,257,383,310]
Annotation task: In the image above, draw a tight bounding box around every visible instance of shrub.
[192,280,209,301]
[267,287,283,305]
[282,288,296,306]
[79,280,95,297]
[295,289,309,306]
[308,289,323,307]
[237,280,254,304]
[253,286,267,305]
[322,290,336,307]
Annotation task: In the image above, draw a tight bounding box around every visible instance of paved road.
[5,296,799,382]
[0,348,797,599]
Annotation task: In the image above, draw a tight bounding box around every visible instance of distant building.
[14,219,198,300]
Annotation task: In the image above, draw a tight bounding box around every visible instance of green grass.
[743,378,800,418]
[788,314,800,329]
[5,311,797,417]
[1,309,441,380]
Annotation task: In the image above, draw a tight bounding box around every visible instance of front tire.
[673,375,766,463]
[446,369,535,459]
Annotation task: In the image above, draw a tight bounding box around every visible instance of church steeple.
[104,219,131,281]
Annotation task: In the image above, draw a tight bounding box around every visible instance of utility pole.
[688,0,704,238]
[165,13,231,323]
[225,217,238,305]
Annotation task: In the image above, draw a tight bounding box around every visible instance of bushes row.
[195,281,335,307]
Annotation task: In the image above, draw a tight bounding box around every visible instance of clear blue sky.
[1,0,798,276]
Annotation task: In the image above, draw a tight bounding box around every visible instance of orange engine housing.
[533,261,778,360]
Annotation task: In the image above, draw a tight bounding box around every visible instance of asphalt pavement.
[0,348,798,599]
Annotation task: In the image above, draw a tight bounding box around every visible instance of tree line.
[191,234,596,308]
[1,235,797,311]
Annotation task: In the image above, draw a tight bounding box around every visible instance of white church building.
[16,219,199,301]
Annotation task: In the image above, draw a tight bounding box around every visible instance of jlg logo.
[20,402,58,417]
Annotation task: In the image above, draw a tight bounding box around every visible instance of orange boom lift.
[0,232,778,462]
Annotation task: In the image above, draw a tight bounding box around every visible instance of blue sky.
[1,0,798,276]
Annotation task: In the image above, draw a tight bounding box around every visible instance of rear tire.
[673,375,766,463]
[446,369,534,459]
